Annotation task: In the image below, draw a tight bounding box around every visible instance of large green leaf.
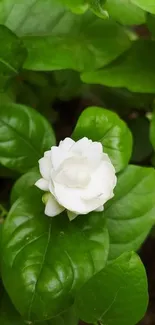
[23,12,130,72]
[82,40,155,93]
[11,167,40,204]
[0,292,78,325]
[104,0,145,25]
[0,103,56,173]
[72,106,133,172]
[75,252,148,325]
[0,25,26,89]
[1,187,109,321]
[0,1,130,72]
[0,0,64,36]
[131,0,155,14]
[0,293,25,325]
[104,165,155,259]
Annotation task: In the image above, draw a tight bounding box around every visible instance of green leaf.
[104,165,155,259]
[75,252,148,325]
[131,0,155,14]
[1,187,109,321]
[0,0,64,36]
[150,110,155,149]
[0,292,78,325]
[54,70,84,100]
[60,0,88,13]
[128,116,153,163]
[0,103,56,173]
[11,167,40,204]
[147,14,155,37]
[82,40,155,93]
[104,0,146,25]
[72,106,133,173]
[0,1,130,72]
[88,0,109,19]
[0,293,25,325]
[23,12,130,72]
[0,25,26,89]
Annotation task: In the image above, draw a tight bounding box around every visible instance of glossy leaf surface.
[1,187,109,321]
[105,165,155,259]
[72,106,132,172]
[0,104,56,173]
[75,252,148,325]
[82,40,155,93]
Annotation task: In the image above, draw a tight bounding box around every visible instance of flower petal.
[59,138,75,151]
[53,182,105,215]
[95,205,104,212]
[83,161,116,200]
[35,178,49,191]
[71,137,92,154]
[51,146,71,170]
[44,193,64,217]
[39,156,52,180]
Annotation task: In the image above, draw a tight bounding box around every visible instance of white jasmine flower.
[35,137,117,220]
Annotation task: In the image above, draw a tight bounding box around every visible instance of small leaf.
[104,0,146,25]
[72,106,133,172]
[0,103,56,173]
[11,167,40,204]
[131,0,155,14]
[60,0,88,14]
[88,0,109,19]
[82,40,155,93]
[0,25,26,89]
[104,165,155,259]
[1,187,109,321]
[75,252,148,325]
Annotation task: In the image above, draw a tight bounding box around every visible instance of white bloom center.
[54,157,91,188]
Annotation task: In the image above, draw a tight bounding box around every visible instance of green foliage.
[72,106,133,172]
[0,25,26,89]
[1,187,109,321]
[10,167,40,204]
[0,0,155,324]
[104,0,146,25]
[75,252,148,325]
[0,103,55,173]
[23,13,130,72]
[82,40,155,93]
[105,165,155,259]
[131,0,155,14]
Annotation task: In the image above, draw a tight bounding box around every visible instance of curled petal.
[95,205,104,212]
[59,138,75,151]
[39,156,52,180]
[71,137,92,154]
[54,183,106,215]
[44,193,65,217]
[83,161,116,200]
[35,178,49,191]
[51,146,72,170]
